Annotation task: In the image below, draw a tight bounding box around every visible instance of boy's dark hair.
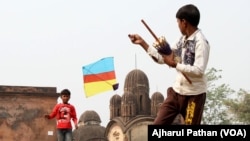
[176,4,200,27]
[61,89,71,96]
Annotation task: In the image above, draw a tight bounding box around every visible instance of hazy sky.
[1,0,249,127]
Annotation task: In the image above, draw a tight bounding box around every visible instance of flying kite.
[82,57,119,98]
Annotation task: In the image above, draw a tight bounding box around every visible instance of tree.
[224,89,250,124]
[202,68,235,124]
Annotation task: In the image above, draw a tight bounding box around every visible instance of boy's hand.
[44,114,50,119]
[128,34,144,45]
[162,52,177,68]
[128,34,149,51]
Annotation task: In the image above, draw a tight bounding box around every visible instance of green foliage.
[202,68,235,124]
[224,89,250,124]
[202,68,250,124]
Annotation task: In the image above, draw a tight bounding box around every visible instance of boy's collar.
[184,29,200,41]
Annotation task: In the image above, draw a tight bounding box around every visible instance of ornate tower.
[109,94,121,119]
[121,91,136,122]
[73,110,107,141]
[151,91,164,117]
[124,69,151,115]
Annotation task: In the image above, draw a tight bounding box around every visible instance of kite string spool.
[141,19,192,84]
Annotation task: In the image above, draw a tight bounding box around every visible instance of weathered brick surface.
[0,85,59,141]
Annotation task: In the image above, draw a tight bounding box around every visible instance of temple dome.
[124,69,149,93]
[78,110,101,125]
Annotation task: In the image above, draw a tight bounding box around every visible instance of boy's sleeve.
[48,104,59,119]
[147,46,165,64]
[71,105,78,126]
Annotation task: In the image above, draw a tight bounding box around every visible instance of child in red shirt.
[45,89,78,141]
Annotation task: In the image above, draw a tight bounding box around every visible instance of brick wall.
[0,85,59,141]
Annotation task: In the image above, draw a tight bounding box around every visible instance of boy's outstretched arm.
[128,34,149,52]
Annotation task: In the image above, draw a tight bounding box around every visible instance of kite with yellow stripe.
[82,57,119,98]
